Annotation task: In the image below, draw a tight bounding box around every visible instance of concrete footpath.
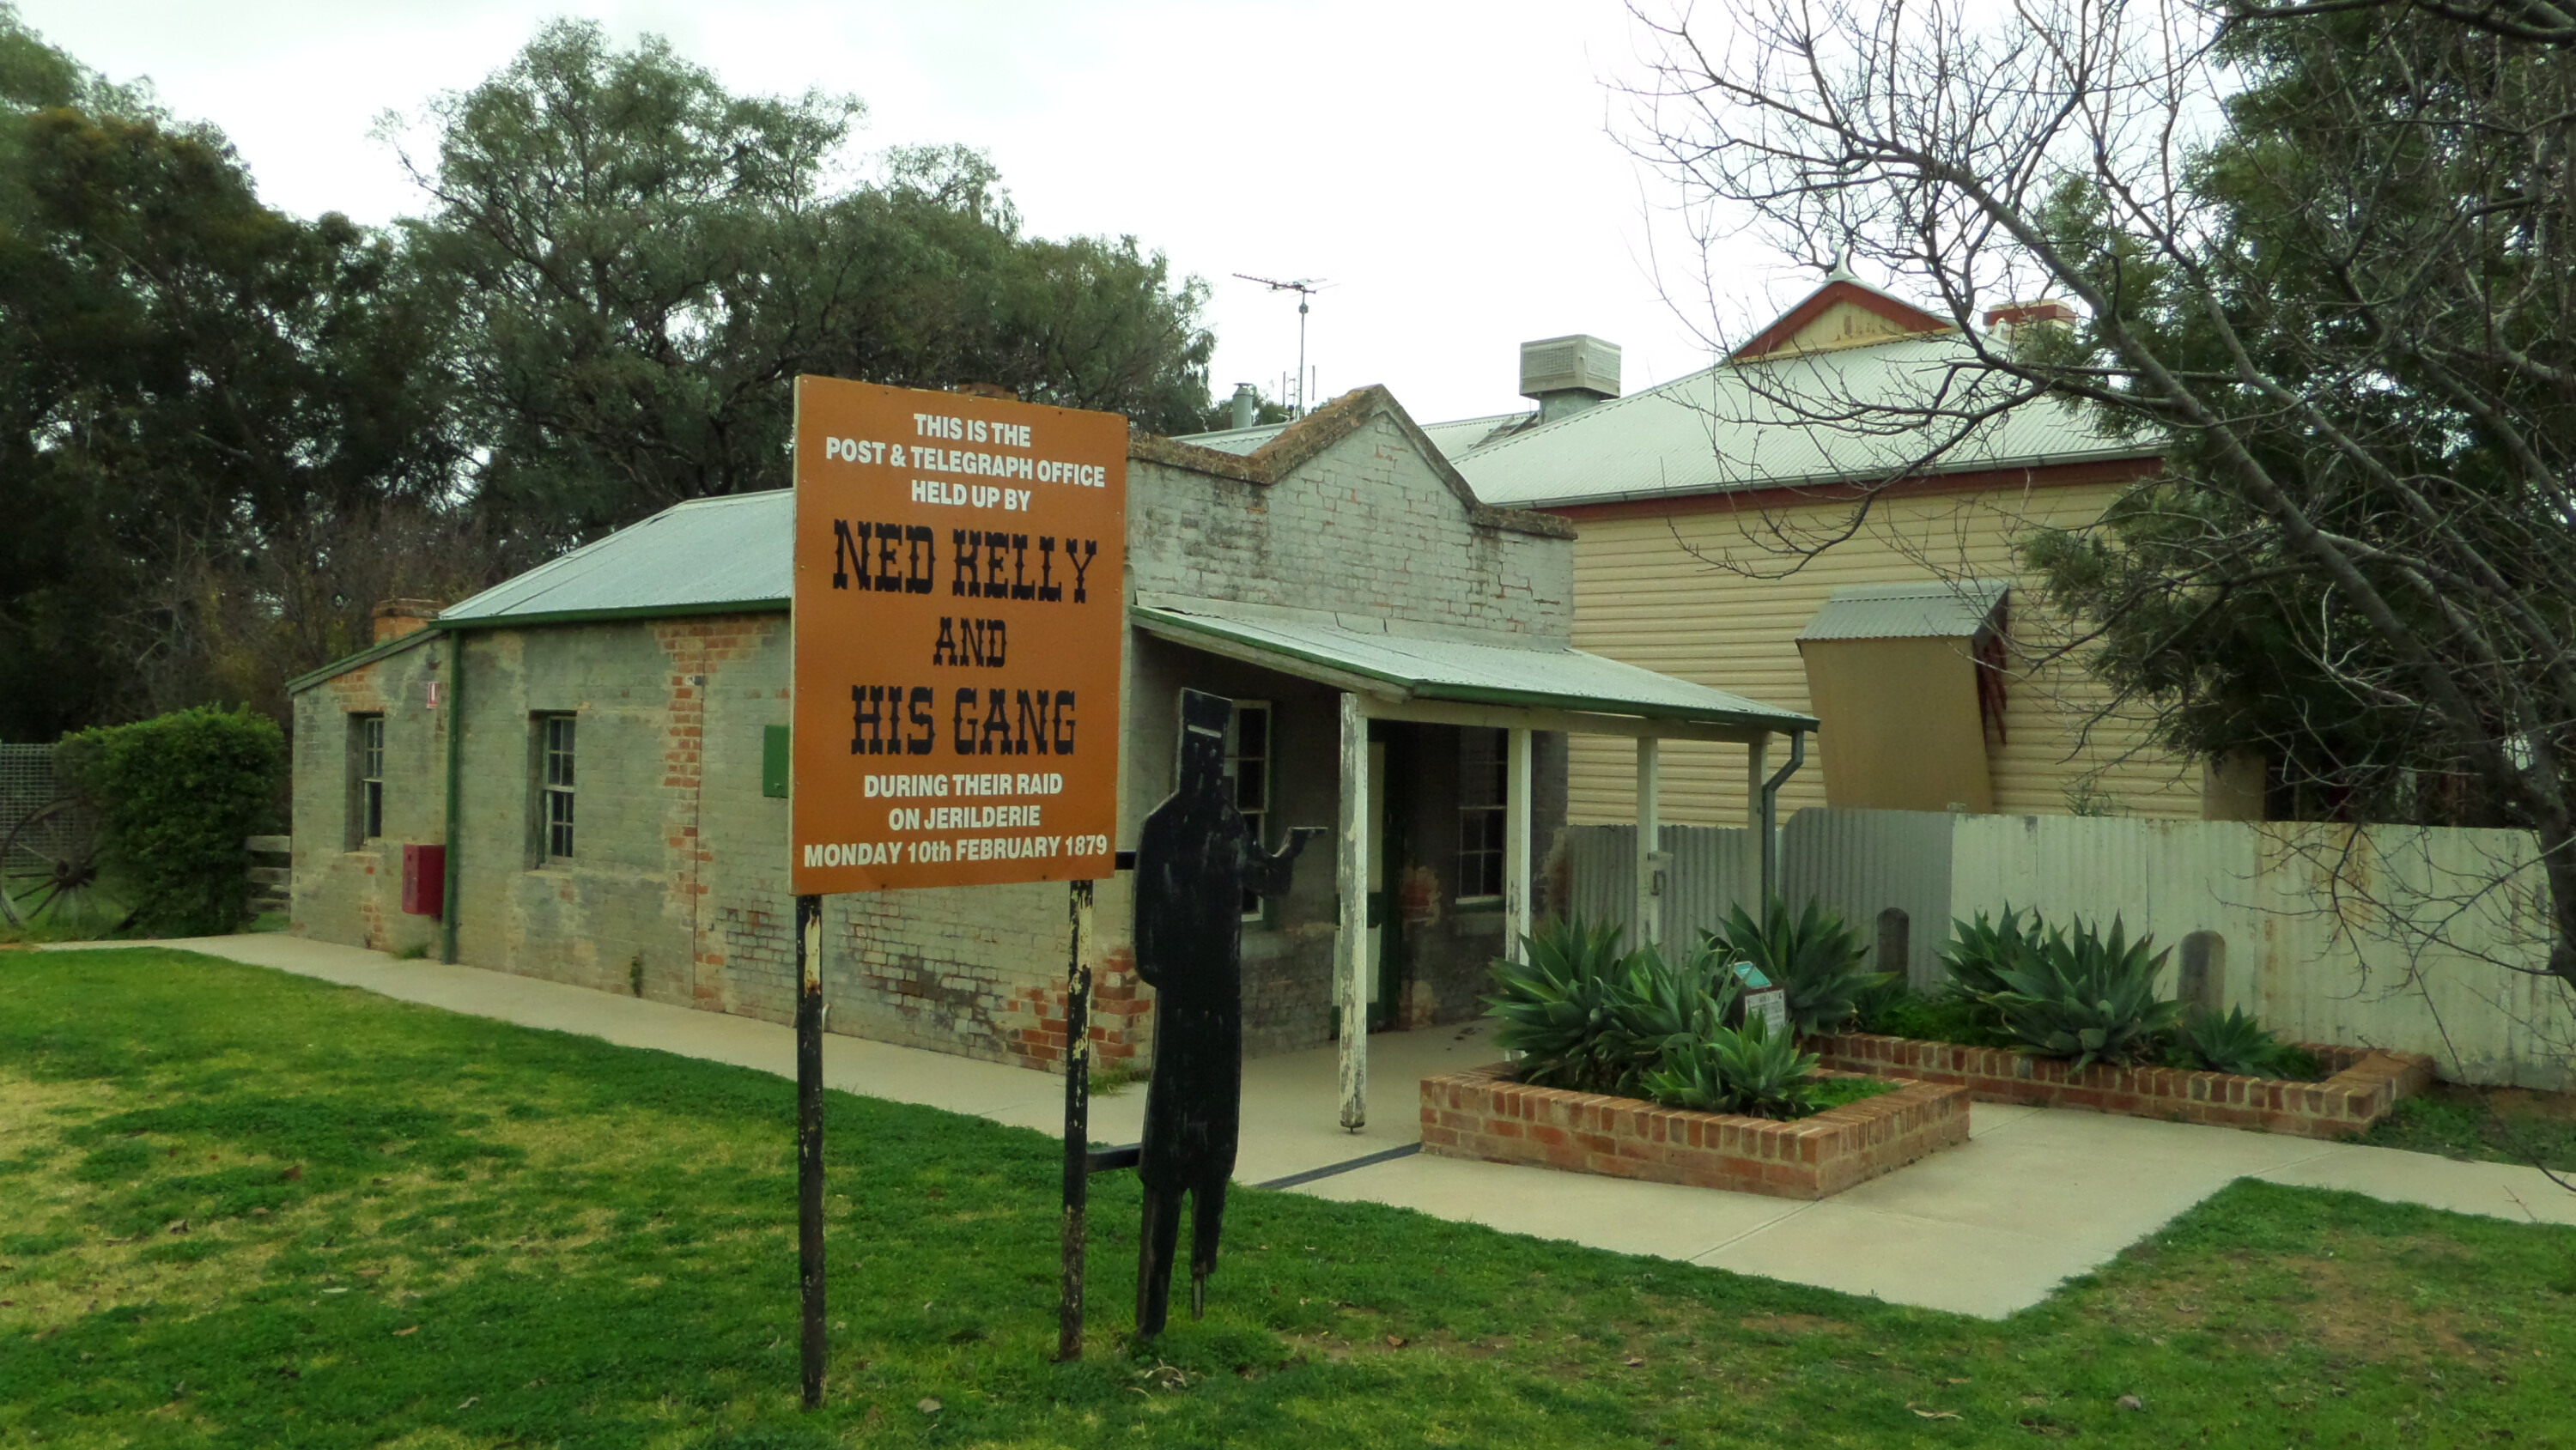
[36,933,2576,1318]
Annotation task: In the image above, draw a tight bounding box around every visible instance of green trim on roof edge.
[284,628,440,695]
[1408,679,1810,731]
[1132,608,1412,689]
[434,598,792,633]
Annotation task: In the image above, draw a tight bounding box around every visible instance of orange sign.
[790,378,1126,893]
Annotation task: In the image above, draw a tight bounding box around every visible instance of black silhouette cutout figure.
[1133,689,1321,1338]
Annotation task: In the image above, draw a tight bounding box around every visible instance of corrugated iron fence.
[1558,824,1753,951]
[1565,808,2569,1088]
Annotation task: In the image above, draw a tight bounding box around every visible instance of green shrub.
[1806,1076,1902,1113]
[1486,919,1739,1097]
[1706,895,1892,1034]
[1850,969,1913,1030]
[1939,906,2046,999]
[1985,914,2182,1073]
[57,707,284,937]
[1858,985,2020,1047]
[2169,1005,2310,1078]
[1639,1016,1820,1119]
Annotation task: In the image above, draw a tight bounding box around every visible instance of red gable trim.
[1728,279,1952,362]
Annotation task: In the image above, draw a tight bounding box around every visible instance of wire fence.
[1,743,64,883]
[2,742,60,822]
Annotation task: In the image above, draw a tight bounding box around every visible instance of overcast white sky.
[23,0,1818,425]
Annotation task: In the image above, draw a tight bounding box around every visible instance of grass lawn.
[2360,1082,2576,1174]
[5,949,2575,1447]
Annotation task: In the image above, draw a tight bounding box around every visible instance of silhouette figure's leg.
[1136,1185,1182,1338]
[1188,1175,1227,1320]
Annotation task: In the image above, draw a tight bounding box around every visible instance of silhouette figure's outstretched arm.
[1242,827,1323,901]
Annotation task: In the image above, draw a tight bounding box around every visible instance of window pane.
[548,789,574,858]
[1456,728,1509,899]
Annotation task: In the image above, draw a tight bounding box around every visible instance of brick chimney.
[1984,300,2078,331]
[372,599,443,643]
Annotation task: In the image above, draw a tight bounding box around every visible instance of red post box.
[401,844,446,918]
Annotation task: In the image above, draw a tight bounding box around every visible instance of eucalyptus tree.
[402,21,1215,561]
[1626,0,2576,987]
[0,13,460,738]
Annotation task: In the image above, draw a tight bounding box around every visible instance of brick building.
[289,386,1810,1126]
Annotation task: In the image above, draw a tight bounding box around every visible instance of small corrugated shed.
[1797,580,2010,642]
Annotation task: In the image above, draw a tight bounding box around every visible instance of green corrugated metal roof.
[1455,333,2154,510]
[438,492,793,628]
[1133,604,1814,733]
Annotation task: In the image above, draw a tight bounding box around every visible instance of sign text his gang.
[791,378,1127,893]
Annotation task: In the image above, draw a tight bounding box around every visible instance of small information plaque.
[1733,962,1790,1040]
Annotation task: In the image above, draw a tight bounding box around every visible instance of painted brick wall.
[293,396,1580,1072]
[1128,412,1574,643]
[289,634,447,956]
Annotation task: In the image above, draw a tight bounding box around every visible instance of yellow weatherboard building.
[1220,274,2248,828]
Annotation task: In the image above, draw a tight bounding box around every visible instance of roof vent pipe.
[1229,382,1259,431]
[1518,334,1621,423]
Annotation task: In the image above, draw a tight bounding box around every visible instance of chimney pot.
[1984,300,2078,331]
[372,598,443,644]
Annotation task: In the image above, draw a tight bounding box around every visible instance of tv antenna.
[1232,273,1328,415]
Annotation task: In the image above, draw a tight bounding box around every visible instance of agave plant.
[1939,906,2046,1000]
[1984,914,2184,1073]
[2177,1004,2296,1078]
[1485,916,1633,1092]
[1487,919,1744,1096]
[1708,895,1893,1034]
[1640,1016,1820,1119]
[1610,936,1741,1079]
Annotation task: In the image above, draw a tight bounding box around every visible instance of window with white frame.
[1224,701,1272,917]
[1457,727,1507,901]
[350,713,386,846]
[538,714,576,861]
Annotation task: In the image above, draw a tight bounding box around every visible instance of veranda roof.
[1131,604,1814,736]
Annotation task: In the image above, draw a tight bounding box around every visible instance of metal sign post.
[1056,879,1094,1361]
[794,895,825,1408]
[787,377,1127,1397]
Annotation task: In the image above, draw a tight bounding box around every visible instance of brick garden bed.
[1419,1064,1971,1199]
[1807,1032,2436,1139]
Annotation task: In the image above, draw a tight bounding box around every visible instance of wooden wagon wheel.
[0,797,113,931]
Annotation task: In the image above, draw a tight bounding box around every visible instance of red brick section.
[1806,1032,2436,1139]
[1001,944,1150,1072]
[655,618,771,1013]
[1419,1065,1971,1200]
